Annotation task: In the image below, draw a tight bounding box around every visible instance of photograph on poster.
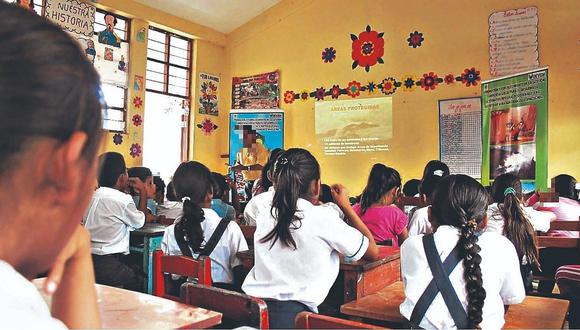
[490,104,536,145]
[490,143,535,180]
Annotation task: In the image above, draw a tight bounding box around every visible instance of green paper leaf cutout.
[377,57,384,64]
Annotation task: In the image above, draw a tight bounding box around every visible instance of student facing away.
[210,172,237,222]
[242,148,380,329]
[407,174,445,236]
[0,3,101,327]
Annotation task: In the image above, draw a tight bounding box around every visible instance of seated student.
[353,164,408,247]
[210,172,236,222]
[422,160,450,179]
[153,175,165,205]
[83,152,147,291]
[244,163,278,226]
[486,174,545,292]
[161,162,248,292]
[315,183,346,220]
[408,174,444,236]
[0,4,101,327]
[242,148,380,328]
[157,181,184,219]
[403,179,421,197]
[556,265,580,328]
[252,148,284,197]
[400,175,525,329]
[128,166,160,222]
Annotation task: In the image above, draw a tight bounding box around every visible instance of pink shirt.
[535,197,580,238]
[353,203,408,247]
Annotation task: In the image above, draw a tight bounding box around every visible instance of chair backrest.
[152,250,212,301]
[182,282,269,329]
[239,225,256,246]
[537,219,580,250]
[295,312,384,329]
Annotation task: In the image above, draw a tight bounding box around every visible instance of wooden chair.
[152,250,211,301]
[239,225,256,247]
[295,312,385,329]
[182,282,269,329]
[395,196,427,215]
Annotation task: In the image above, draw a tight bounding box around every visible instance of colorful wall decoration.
[232,71,280,109]
[351,25,384,72]
[197,117,218,135]
[45,0,96,38]
[198,73,220,115]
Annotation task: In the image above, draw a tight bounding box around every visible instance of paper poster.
[482,68,548,188]
[489,7,539,77]
[439,97,482,178]
[198,73,219,116]
[45,0,95,38]
[232,71,279,109]
[315,97,392,156]
[133,75,144,91]
[229,110,284,200]
[86,33,129,86]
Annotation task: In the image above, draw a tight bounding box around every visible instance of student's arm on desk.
[332,184,380,261]
[44,225,100,328]
[128,177,156,224]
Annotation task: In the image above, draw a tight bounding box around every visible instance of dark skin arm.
[128,178,157,223]
[230,164,264,172]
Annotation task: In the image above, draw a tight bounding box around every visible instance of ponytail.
[261,148,320,249]
[360,164,401,215]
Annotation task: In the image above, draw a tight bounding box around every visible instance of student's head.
[402,179,420,197]
[166,181,178,202]
[491,174,539,269]
[211,172,228,200]
[153,176,165,204]
[173,161,213,253]
[261,148,321,249]
[553,174,578,200]
[319,184,333,204]
[98,152,127,190]
[260,147,285,192]
[360,164,401,214]
[422,160,450,180]
[0,3,102,276]
[429,175,488,328]
[127,167,155,198]
[418,175,443,203]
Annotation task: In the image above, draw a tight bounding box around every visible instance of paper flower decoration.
[366,81,378,94]
[314,87,325,101]
[461,67,481,87]
[380,77,397,95]
[132,114,142,126]
[132,96,143,109]
[407,31,424,48]
[420,72,439,91]
[200,81,218,101]
[444,74,455,85]
[401,75,416,92]
[330,85,341,99]
[284,90,295,104]
[351,25,385,72]
[346,81,362,97]
[113,133,123,145]
[196,118,218,135]
[322,47,336,63]
[299,90,309,102]
[129,143,142,158]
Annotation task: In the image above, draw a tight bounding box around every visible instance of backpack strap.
[198,218,231,257]
[409,234,467,328]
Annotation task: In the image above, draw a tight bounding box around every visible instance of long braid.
[458,216,485,328]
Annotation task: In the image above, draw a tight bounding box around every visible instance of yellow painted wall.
[225,0,580,193]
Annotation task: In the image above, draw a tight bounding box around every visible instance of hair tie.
[182,196,191,203]
[278,157,289,166]
[433,170,444,177]
[504,187,516,196]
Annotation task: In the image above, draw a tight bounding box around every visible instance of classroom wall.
[224,0,580,194]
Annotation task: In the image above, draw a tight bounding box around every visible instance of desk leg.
[343,271,362,303]
[142,236,163,294]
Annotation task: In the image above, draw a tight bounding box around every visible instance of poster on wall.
[439,97,482,179]
[45,0,96,38]
[232,71,280,109]
[229,110,284,200]
[198,73,220,116]
[481,67,548,189]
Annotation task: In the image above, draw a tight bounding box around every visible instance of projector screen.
[315,97,392,156]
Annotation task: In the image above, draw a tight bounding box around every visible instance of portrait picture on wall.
[232,71,280,109]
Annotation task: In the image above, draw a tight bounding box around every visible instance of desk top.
[340,281,569,329]
[33,279,222,329]
[131,223,168,237]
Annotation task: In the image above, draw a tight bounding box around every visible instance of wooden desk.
[130,223,168,294]
[34,278,222,329]
[340,281,570,329]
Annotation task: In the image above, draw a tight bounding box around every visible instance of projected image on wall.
[315,97,392,156]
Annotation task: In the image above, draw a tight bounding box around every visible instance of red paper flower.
[113,133,123,145]
[346,81,361,98]
[132,114,142,126]
[407,31,424,48]
[330,85,341,99]
[461,67,481,87]
[196,118,218,135]
[420,72,439,91]
[133,96,143,108]
[129,143,142,158]
[284,90,295,104]
[322,47,336,63]
[380,77,397,95]
[314,87,325,101]
[444,74,455,85]
[351,25,385,72]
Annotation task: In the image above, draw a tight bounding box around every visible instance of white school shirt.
[407,206,432,236]
[244,187,275,226]
[83,187,145,255]
[242,197,369,312]
[0,260,66,329]
[400,226,525,329]
[157,201,184,219]
[161,208,248,284]
[485,202,551,234]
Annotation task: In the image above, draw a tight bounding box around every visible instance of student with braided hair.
[400,175,525,329]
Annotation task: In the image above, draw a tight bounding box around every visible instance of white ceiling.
[135,0,281,34]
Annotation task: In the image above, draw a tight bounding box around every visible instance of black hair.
[173,161,212,253]
[257,148,285,193]
[104,13,118,26]
[154,176,165,194]
[553,174,578,200]
[431,175,488,328]
[128,167,152,182]
[166,181,178,202]
[98,152,126,188]
[320,184,333,204]
[0,3,102,175]
[422,160,450,180]
[261,148,321,249]
[211,172,228,199]
[403,179,421,197]
[492,174,540,270]
[360,164,402,215]
[419,175,443,201]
